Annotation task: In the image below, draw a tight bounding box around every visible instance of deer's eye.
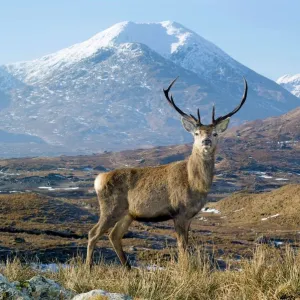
[195,132,199,136]
[213,133,218,137]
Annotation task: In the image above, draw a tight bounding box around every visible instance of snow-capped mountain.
[0,21,298,157]
[277,74,300,98]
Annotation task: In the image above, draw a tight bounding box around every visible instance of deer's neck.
[187,146,215,194]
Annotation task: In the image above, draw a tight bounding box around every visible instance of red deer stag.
[87,78,248,268]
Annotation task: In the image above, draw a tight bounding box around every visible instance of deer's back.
[94,161,192,220]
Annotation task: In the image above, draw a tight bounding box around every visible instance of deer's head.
[163,78,248,156]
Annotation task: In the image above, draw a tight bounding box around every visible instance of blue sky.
[1,0,299,80]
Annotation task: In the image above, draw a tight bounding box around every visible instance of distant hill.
[224,106,300,142]
[209,184,300,228]
[0,21,298,157]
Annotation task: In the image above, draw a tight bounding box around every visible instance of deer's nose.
[202,139,212,146]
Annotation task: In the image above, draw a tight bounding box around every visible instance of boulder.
[19,275,74,299]
[72,290,132,300]
[0,273,30,300]
[0,273,74,299]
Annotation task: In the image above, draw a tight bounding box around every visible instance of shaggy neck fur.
[187,145,215,193]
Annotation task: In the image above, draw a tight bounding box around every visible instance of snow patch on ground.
[233,208,244,213]
[38,186,79,191]
[145,264,166,271]
[201,207,220,214]
[261,214,280,221]
[260,175,273,179]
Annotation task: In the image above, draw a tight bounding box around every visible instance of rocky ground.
[0,273,131,299]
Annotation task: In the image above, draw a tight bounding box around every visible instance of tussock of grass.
[1,246,300,299]
[1,257,37,282]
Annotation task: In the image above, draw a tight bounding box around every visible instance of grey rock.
[19,275,74,299]
[0,273,74,300]
[0,274,30,300]
[72,289,132,300]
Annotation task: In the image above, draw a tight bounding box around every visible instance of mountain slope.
[277,74,300,98]
[0,21,299,156]
[71,21,298,119]
[1,42,222,152]
[211,185,300,227]
[224,106,300,142]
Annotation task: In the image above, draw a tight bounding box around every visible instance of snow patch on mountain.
[4,21,230,85]
[0,67,25,91]
[277,74,300,98]
[4,22,130,83]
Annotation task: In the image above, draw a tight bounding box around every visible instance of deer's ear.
[215,118,230,133]
[181,117,195,133]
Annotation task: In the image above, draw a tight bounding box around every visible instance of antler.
[163,77,248,127]
[212,78,248,125]
[163,77,202,125]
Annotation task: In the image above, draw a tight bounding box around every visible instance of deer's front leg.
[174,218,191,259]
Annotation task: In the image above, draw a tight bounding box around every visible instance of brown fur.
[86,126,219,268]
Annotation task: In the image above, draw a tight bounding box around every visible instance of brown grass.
[2,257,37,282]
[0,193,96,228]
[210,184,300,228]
[1,246,300,300]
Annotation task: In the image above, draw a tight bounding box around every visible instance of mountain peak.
[5,21,204,83]
[277,74,300,97]
[277,74,300,84]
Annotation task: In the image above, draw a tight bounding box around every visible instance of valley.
[0,127,299,267]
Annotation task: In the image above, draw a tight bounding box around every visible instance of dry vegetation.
[224,107,300,142]
[1,245,300,300]
[0,186,300,267]
[211,184,300,228]
[0,193,96,231]
[0,141,299,298]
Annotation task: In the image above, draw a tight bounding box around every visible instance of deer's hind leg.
[109,214,133,269]
[86,216,118,267]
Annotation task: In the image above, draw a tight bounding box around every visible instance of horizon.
[1,0,300,80]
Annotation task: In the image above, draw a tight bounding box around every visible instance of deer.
[86,77,248,268]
